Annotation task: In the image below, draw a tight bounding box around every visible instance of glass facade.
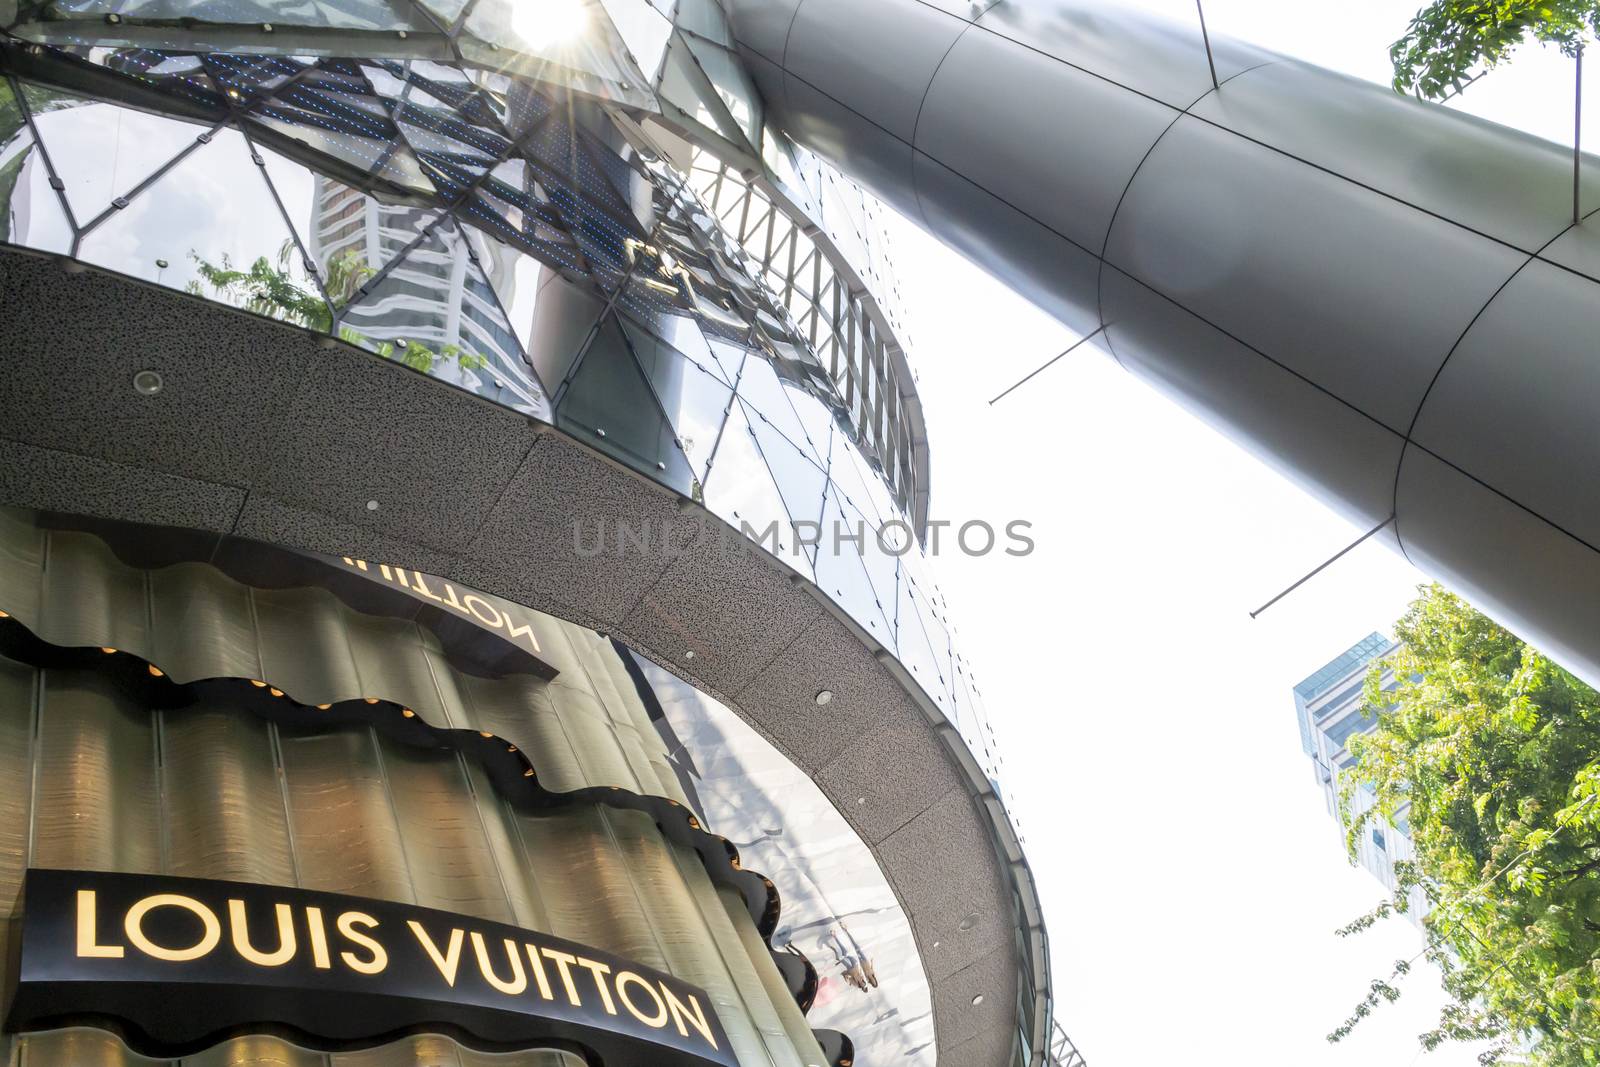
[0,2,1061,1063]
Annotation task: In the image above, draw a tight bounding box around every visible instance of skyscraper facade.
[1294,635,1425,918]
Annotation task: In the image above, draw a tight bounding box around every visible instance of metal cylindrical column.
[729,0,1600,685]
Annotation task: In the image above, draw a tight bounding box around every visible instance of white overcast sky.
[883,2,1594,1065]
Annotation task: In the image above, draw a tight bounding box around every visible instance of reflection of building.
[311,179,522,376]
[0,3,1063,1067]
[1294,635,1425,919]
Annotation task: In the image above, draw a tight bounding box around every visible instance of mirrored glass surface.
[702,402,813,574]
[637,655,937,1067]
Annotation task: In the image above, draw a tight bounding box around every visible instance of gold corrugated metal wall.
[0,512,825,1067]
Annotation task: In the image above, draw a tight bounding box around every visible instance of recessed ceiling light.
[814,689,833,706]
[131,369,164,396]
[958,912,980,932]
[971,994,985,1007]
[366,499,380,511]
[684,650,696,659]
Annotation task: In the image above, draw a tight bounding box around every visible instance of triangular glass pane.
[94,51,228,110]
[463,178,586,275]
[460,0,653,110]
[734,353,828,465]
[460,222,546,354]
[656,35,747,151]
[0,123,74,254]
[813,487,893,640]
[251,64,434,195]
[621,315,732,482]
[20,82,209,228]
[828,432,900,529]
[741,398,826,531]
[201,53,307,105]
[675,0,734,45]
[684,36,761,146]
[305,181,442,310]
[599,0,674,82]
[893,559,948,708]
[556,315,696,493]
[389,78,509,194]
[705,337,748,385]
[702,402,812,572]
[78,126,322,323]
[416,0,471,25]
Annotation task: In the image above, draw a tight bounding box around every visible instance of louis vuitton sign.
[7,869,735,1065]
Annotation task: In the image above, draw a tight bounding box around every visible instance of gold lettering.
[227,899,296,967]
[409,572,444,603]
[540,947,583,1006]
[306,906,332,969]
[337,911,387,975]
[462,594,503,629]
[576,957,617,1015]
[503,616,542,654]
[663,985,718,1049]
[615,970,668,1028]
[125,894,221,963]
[524,942,555,1001]
[409,921,465,986]
[470,932,527,995]
[439,581,465,612]
[75,890,124,958]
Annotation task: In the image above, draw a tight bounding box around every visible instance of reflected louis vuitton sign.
[7,869,735,1066]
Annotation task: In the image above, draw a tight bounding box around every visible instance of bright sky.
[883,3,1594,1065]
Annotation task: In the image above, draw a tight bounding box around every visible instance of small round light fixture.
[958,912,980,932]
[684,650,696,660]
[971,994,985,1007]
[366,499,380,512]
[856,796,867,806]
[132,369,164,396]
[814,689,834,707]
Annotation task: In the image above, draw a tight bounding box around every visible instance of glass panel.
[685,36,761,146]
[705,337,748,385]
[417,0,472,24]
[42,0,429,29]
[656,36,746,150]
[253,138,327,289]
[702,402,812,573]
[741,398,826,534]
[620,315,732,482]
[674,0,734,45]
[93,52,226,110]
[77,126,317,320]
[20,83,207,228]
[461,223,544,354]
[813,486,893,639]
[460,0,654,110]
[308,180,442,309]
[734,352,827,465]
[829,431,899,528]
[0,123,73,254]
[556,314,696,493]
[599,0,675,82]
[251,64,435,195]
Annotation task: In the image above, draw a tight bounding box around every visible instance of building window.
[1372,830,1387,851]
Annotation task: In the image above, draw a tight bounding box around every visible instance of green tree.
[188,243,489,376]
[1329,584,1600,1064]
[1392,0,1597,100]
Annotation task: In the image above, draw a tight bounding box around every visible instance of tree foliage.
[1392,0,1598,99]
[1331,584,1600,1064]
[188,243,489,375]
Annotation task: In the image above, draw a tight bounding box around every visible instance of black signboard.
[7,869,736,1065]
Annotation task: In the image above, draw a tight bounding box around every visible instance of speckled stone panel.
[256,348,539,553]
[621,521,825,697]
[879,786,1012,981]
[735,608,923,768]
[815,702,964,846]
[0,437,245,533]
[934,943,1023,1059]
[0,253,309,486]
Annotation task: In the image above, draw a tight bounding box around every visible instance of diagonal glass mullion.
[238,123,337,322]
[76,113,233,237]
[8,74,82,238]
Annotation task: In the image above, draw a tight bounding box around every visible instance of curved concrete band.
[728,0,1600,686]
[0,245,1039,1067]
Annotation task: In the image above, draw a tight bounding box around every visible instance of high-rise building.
[1294,635,1425,918]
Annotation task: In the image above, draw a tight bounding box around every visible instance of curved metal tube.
[728,0,1600,687]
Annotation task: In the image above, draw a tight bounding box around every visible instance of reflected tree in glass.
[188,241,490,376]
